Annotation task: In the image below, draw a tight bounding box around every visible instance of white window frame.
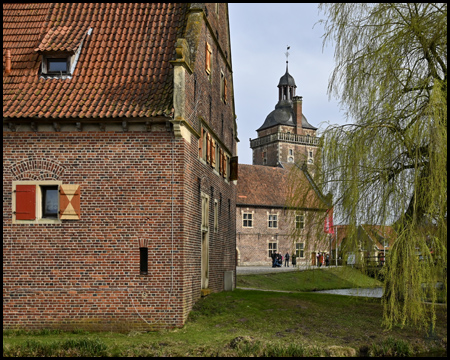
[242,212,253,228]
[268,214,278,229]
[296,242,305,258]
[268,242,277,258]
[296,213,305,229]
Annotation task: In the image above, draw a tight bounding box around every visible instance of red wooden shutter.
[15,185,36,220]
[59,184,81,220]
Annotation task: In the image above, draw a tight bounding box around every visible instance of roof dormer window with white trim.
[35,26,92,79]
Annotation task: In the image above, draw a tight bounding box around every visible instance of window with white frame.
[242,212,253,227]
[296,214,305,229]
[12,181,81,223]
[296,242,305,258]
[268,242,277,258]
[268,214,278,228]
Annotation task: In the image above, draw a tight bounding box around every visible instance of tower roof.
[257,100,295,131]
[278,70,296,87]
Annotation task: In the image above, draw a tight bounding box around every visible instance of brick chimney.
[293,96,302,135]
[5,49,12,75]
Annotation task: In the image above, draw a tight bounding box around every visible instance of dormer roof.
[34,26,90,54]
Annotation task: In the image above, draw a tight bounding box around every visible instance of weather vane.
[285,45,290,71]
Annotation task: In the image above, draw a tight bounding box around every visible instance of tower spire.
[285,45,290,72]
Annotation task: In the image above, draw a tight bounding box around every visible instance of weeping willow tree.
[312,3,447,330]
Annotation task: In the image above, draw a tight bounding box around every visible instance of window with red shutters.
[13,182,81,222]
[15,185,36,220]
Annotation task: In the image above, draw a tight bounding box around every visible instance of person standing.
[284,252,290,267]
[291,253,296,266]
[271,251,277,267]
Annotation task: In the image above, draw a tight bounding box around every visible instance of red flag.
[324,208,334,234]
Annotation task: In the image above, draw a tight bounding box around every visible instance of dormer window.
[35,26,92,79]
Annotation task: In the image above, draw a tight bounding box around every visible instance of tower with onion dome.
[250,49,320,168]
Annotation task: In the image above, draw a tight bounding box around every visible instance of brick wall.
[236,206,328,266]
[3,130,182,330]
[3,128,236,330]
[3,4,237,331]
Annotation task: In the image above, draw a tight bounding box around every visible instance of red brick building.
[237,65,330,266]
[3,3,237,331]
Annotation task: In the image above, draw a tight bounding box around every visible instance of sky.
[228,3,347,165]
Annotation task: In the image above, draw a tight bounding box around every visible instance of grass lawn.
[236,266,383,292]
[3,268,447,357]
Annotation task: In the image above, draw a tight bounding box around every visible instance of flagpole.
[335,225,338,267]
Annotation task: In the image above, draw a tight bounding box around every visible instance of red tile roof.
[3,3,189,119]
[237,164,327,210]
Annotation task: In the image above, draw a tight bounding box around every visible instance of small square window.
[47,58,69,74]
